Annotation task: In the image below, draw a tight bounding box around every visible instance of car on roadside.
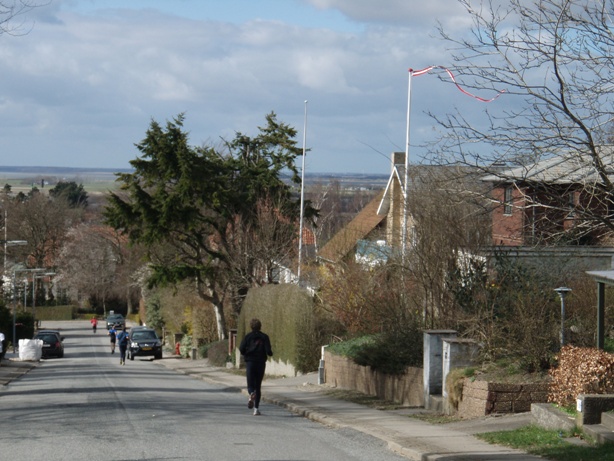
[106,313,125,330]
[33,330,64,358]
[127,327,162,361]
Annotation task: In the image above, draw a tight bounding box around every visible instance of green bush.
[327,330,423,375]
[179,334,192,358]
[239,284,322,373]
[206,339,230,366]
[327,335,377,358]
[353,329,423,375]
[34,305,74,321]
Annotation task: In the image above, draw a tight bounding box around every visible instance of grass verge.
[477,425,614,461]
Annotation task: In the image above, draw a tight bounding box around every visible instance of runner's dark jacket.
[239,331,273,363]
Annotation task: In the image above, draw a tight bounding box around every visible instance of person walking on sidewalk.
[239,318,273,416]
[0,331,5,365]
[116,326,129,365]
[108,325,117,354]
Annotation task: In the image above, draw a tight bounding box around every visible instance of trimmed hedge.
[238,284,319,374]
[34,305,75,321]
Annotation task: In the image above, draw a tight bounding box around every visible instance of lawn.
[477,425,614,461]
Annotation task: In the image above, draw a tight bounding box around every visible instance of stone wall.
[323,350,423,407]
[459,379,550,418]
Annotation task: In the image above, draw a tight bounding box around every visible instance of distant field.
[0,166,389,196]
[0,166,127,193]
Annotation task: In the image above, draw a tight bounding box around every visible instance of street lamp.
[10,267,50,353]
[32,271,55,328]
[554,287,572,348]
[2,239,27,271]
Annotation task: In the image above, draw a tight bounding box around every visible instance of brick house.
[482,154,614,247]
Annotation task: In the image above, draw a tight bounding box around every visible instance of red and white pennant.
[409,66,506,102]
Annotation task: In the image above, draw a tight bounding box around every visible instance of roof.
[481,150,614,185]
[318,190,386,263]
[586,270,614,285]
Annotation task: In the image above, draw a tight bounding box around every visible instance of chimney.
[392,152,405,171]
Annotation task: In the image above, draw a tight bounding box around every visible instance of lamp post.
[32,271,55,329]
[2,239,27,271]
[11,267,48,353]
[554,287,572,348]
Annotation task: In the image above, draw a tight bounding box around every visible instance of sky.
[0,0,500,175]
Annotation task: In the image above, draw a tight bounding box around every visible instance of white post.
[297,100,308,282]
[401,70,413,261]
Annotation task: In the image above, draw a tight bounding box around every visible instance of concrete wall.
[323,350,423,407]
[459,379,550,418]
[576,394,614,426]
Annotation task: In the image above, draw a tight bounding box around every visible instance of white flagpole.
[402,70,412,261]
[297,100,308,283]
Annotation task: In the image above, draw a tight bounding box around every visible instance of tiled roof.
[481,151,614,184]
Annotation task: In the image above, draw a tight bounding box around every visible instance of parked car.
[33,330,64,358]
[106,313,125,330]
[127,328,162,361]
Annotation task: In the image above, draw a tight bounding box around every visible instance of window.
[503,186,513,215]
[567,192,575,217]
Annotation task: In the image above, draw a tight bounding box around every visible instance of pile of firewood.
[548,345,614,407]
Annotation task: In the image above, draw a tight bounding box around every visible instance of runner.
[108,324,117,354]
[90,316,98,333]
[116,326,129,365]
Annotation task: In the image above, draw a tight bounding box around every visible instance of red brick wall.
[491,186,526,246]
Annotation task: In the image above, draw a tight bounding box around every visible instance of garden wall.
[323,350,423,407]
[459,379,550,418]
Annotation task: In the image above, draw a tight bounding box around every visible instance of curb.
[263,393,345,429]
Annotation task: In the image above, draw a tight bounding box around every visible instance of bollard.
[318,345,328,385]
[191,347,197,360]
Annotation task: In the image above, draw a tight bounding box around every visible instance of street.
[0,321,408,461]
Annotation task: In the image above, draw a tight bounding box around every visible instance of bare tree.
[1,1,46,36]
[10,192,83,269]
[55,224,140,316]
[403,166,491,328]
[430,0,614,241]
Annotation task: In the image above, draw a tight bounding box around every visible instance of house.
[481,153,614,272]
[318,152,414,264]
[481,153,614,247]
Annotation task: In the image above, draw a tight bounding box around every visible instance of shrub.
[239,284,323,373]
[326,335,377,358]
[206,339,230,367]
[179,334,193,358]
[353,329,423,375]
[548,345,614,407]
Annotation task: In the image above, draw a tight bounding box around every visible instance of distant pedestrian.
[116,326,129,365]
[108,325,117,354]
[90,317,98,333]
[239,318,273,416]
[0,331,5,363]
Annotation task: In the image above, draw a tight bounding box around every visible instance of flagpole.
[402,70,412,262]
[297,100,308,283]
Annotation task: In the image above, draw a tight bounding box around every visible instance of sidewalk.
[0,353,543,460]
[0,354,38,386]
[156,356,544,461]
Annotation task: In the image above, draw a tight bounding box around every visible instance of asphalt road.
[0,321,408,461]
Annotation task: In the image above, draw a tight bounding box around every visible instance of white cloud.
[0,0,494,173]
